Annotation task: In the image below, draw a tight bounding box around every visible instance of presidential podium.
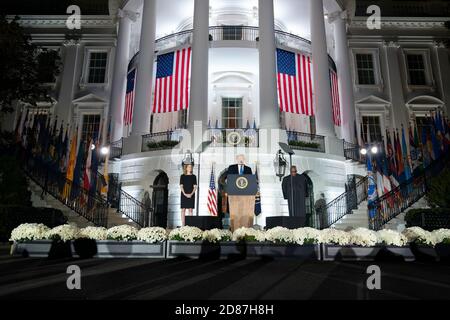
[226,174,258,231]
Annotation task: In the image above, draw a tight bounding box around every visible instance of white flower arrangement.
[78,227,108,240]
[202,229,232,243]
[10,223,50,242]
[431,229,450,245]
[107,225,138,241]
[376,229,408,247]
[318,228,351,245]
[348,228,379,247]
[402,227,437,247]
[137,227,168,243]
[46,224,80,242]
[292,227,321,245]
[264,227,294,244]
[232,227,266,242]
[169,226,203,242]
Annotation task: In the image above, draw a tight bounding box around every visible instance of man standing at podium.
[227,155,253,231]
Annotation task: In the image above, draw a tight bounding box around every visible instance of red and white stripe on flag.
[207,166,218,216]
[276,49,314,116]
[124,68,136,126]
[153,47,192,114]
[330,69,341,126]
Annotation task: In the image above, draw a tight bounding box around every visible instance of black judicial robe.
[282,174,307,217]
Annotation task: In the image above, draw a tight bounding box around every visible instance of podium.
[226,174,258,231]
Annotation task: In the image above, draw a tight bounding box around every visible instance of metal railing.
[286,131,325,153]
[369,155,450,231]
[209,26,259,42]
[317,176,369,229]
[141,131,181,152]
[22,155,108,227]
[343,141,363,163]
[109,138,123,160]
[207,128,260,147]
[93,170,150,228]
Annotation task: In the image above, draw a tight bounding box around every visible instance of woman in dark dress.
[180,164,197,226]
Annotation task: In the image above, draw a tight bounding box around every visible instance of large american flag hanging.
[330,69,341,126]
[276,48,314,116]
[153,47,192,114]
[124,69,136,126]
[207,165,218,216]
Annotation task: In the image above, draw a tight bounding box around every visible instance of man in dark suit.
[227,154,252,175]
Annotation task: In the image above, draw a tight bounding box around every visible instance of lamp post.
[274,149,287,181]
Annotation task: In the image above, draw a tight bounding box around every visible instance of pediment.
[406,95,444,106]
[355,95,391,106]
[72,93,107,104]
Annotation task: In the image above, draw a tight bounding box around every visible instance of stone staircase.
[383,196,429,232]
[28,178,136,228]
[332,200,369,231]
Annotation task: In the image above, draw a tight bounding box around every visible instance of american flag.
[207,165,218,216]
[330,69,341,126]
[276,48,314,116]
[153,47,192,113]
[124,69,136,126]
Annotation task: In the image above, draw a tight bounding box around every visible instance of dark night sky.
[1,0,110,15]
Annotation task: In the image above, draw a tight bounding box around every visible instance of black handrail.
[369,154,450,231]
[109,138,123,160]
[141,130,181,152]
[316,176,369,229]
[22,153,108,227]
[343,140,363,163]
[208,128,260,147]
[286,131,326,153]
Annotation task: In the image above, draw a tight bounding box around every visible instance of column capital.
[62,38,81,47]
[117,8,139,22]
[327,10,348,24]
[382,40,400,48]
[433,40,446,49]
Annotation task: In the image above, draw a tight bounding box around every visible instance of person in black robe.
[282,166,307,222]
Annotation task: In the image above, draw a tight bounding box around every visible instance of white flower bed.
[232,227,266,242]
[137,227,167,243]
[402,227,437,247]
[46,224,80,242]
[78,227,107,240]
[348,228,379,247]
[265,227,295,244]
[376,229,408,247]
[9,223,50,242]
[107,225,138,241]
[202,229,232,243]
[292,227,321,245]
[169,226,203,242]
[318,228,351,245]
[432,228,450,245]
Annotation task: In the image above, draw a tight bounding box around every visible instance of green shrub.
[426,167,450,208]
[0,155,31,206]
[405,208,450,231]
[0,206,67,241]
[146,140,179,150]
[288,140,320,149]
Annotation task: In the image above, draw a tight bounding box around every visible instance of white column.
[131,0,157,136]
[109,9,135,142]
[55,40,80,127]
[310,0,335,137]
[434,42,450,115]
[188,0,210,150]
[330,11,356,143]
[258,0,279,129]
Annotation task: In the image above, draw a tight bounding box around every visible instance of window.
[222,97,243,129]
[361,116,382,143]
[415,116,432,138]
[222,26,243,40]
[406,54,426,85]
[178,109,188,129]
[81,114,101,143]
[355,54,375,85]
[87,52,108,83]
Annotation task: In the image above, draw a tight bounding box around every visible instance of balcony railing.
[207,128,260,148]
[287,131,325,153]
[109,138,123,160]
[209,26,259,42]
[343,141,363,163]
[141,131,181,152]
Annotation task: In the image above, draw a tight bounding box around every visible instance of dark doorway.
[151,172,169,228]
[304,173,315,227]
